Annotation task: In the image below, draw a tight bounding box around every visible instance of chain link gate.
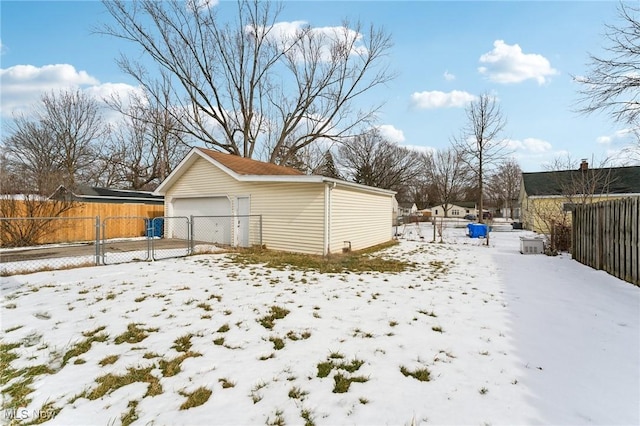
[101,216,151,264]
[150,216,190,260]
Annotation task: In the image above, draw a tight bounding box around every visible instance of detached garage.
[155,147,396,255]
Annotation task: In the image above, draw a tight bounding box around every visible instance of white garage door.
[171,197,231,243]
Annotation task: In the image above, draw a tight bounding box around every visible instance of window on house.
[452,209,460,215]
[435,209,438,215]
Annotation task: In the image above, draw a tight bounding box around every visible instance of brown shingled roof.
[198,148,304,176]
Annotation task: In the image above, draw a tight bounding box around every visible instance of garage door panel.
[171,197,231,243]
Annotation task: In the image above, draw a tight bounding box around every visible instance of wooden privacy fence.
[1,200,164,246]
[572,197,639,286]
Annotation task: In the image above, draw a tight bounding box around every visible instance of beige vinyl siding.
[165,157,326,254]
[250,182,325,254]
[329,185,394,253]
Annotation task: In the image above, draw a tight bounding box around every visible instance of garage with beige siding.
[155,147,396,255]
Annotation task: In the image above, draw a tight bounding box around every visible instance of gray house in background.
[50,185,164,205]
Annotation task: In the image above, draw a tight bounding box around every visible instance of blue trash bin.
[145,218,164,238]
[467,223,488,238]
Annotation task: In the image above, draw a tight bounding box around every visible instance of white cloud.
[410,90,476,109]
[478,40,558,85]
[253,21,367,63]
[0,39,6,55]
[376,124,405,144]
[506,137,553,153]
[443,71,455,81]
[186,0,219,13]
[85,82,142,103]
[0,64,139,119]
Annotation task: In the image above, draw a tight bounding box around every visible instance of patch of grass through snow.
[315,354,368,393]
[333,374,368,393]
[99,355,119,366]
[114,323,158,345]
[400,365,431,382]
[1,342,55,411]
[121,400,139,426]
[88,366,162,400]
[258,305,290,329]
[159,351,202,378]
[218,378,235,388]
[230,241,412,273]
[62,326,108,366]
[179,387,212,410]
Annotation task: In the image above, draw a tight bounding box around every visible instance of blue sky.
[1,1,637,172]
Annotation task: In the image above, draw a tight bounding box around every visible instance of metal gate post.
[101,220,107,264]
[190,215,195,254]
[95,216,101,265]
[148,218,153,261]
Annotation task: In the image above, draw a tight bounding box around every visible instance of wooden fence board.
[573,197,639,286]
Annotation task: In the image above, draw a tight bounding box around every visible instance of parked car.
[463,214,477,221]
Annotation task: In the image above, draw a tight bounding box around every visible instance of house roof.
[155,147,396,196]
[522,166,640,196]
[398,202,417,209]
[431,201,476,209]
[50,185,164,204]
[198,148,304,176]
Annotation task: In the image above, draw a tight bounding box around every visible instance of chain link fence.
[1,216,100,275]
[0,215,262,276]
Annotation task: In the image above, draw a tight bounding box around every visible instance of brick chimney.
[580,159,588,171]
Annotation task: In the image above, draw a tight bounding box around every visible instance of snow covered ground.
[1,223,638,425]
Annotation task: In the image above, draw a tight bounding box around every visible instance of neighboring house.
[417,208,432,218]
[50,185,164,205]
[398,202,418,216]
[154,147,396,255]
[519,162,640,233]
[430,202,477,218]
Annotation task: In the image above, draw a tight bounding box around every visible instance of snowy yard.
[1,224,638,425]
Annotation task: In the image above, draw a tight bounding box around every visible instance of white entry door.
[236,196,250,247]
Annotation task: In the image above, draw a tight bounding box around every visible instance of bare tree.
[2,89,107,193]
[422,147,470,217]
[98,0,394,164]
[453,93,509,223]
[102,86,191,190]
[0,136,79,247]
[486,158,522,219]
[576,3,640,125]
[337,128,421,198]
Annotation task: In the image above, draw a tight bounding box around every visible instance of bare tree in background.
[576,2,640,161]
[337,128,421,199]
[422,147,470,217]
[486,159,522,219]
[2,89,107,193]
[453,93,509,223]
[102,84,191,190]
[99,0,394,164]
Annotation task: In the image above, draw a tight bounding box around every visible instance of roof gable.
[522,166,640,196]
[198,148,303,176]
[155,147,396,197]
